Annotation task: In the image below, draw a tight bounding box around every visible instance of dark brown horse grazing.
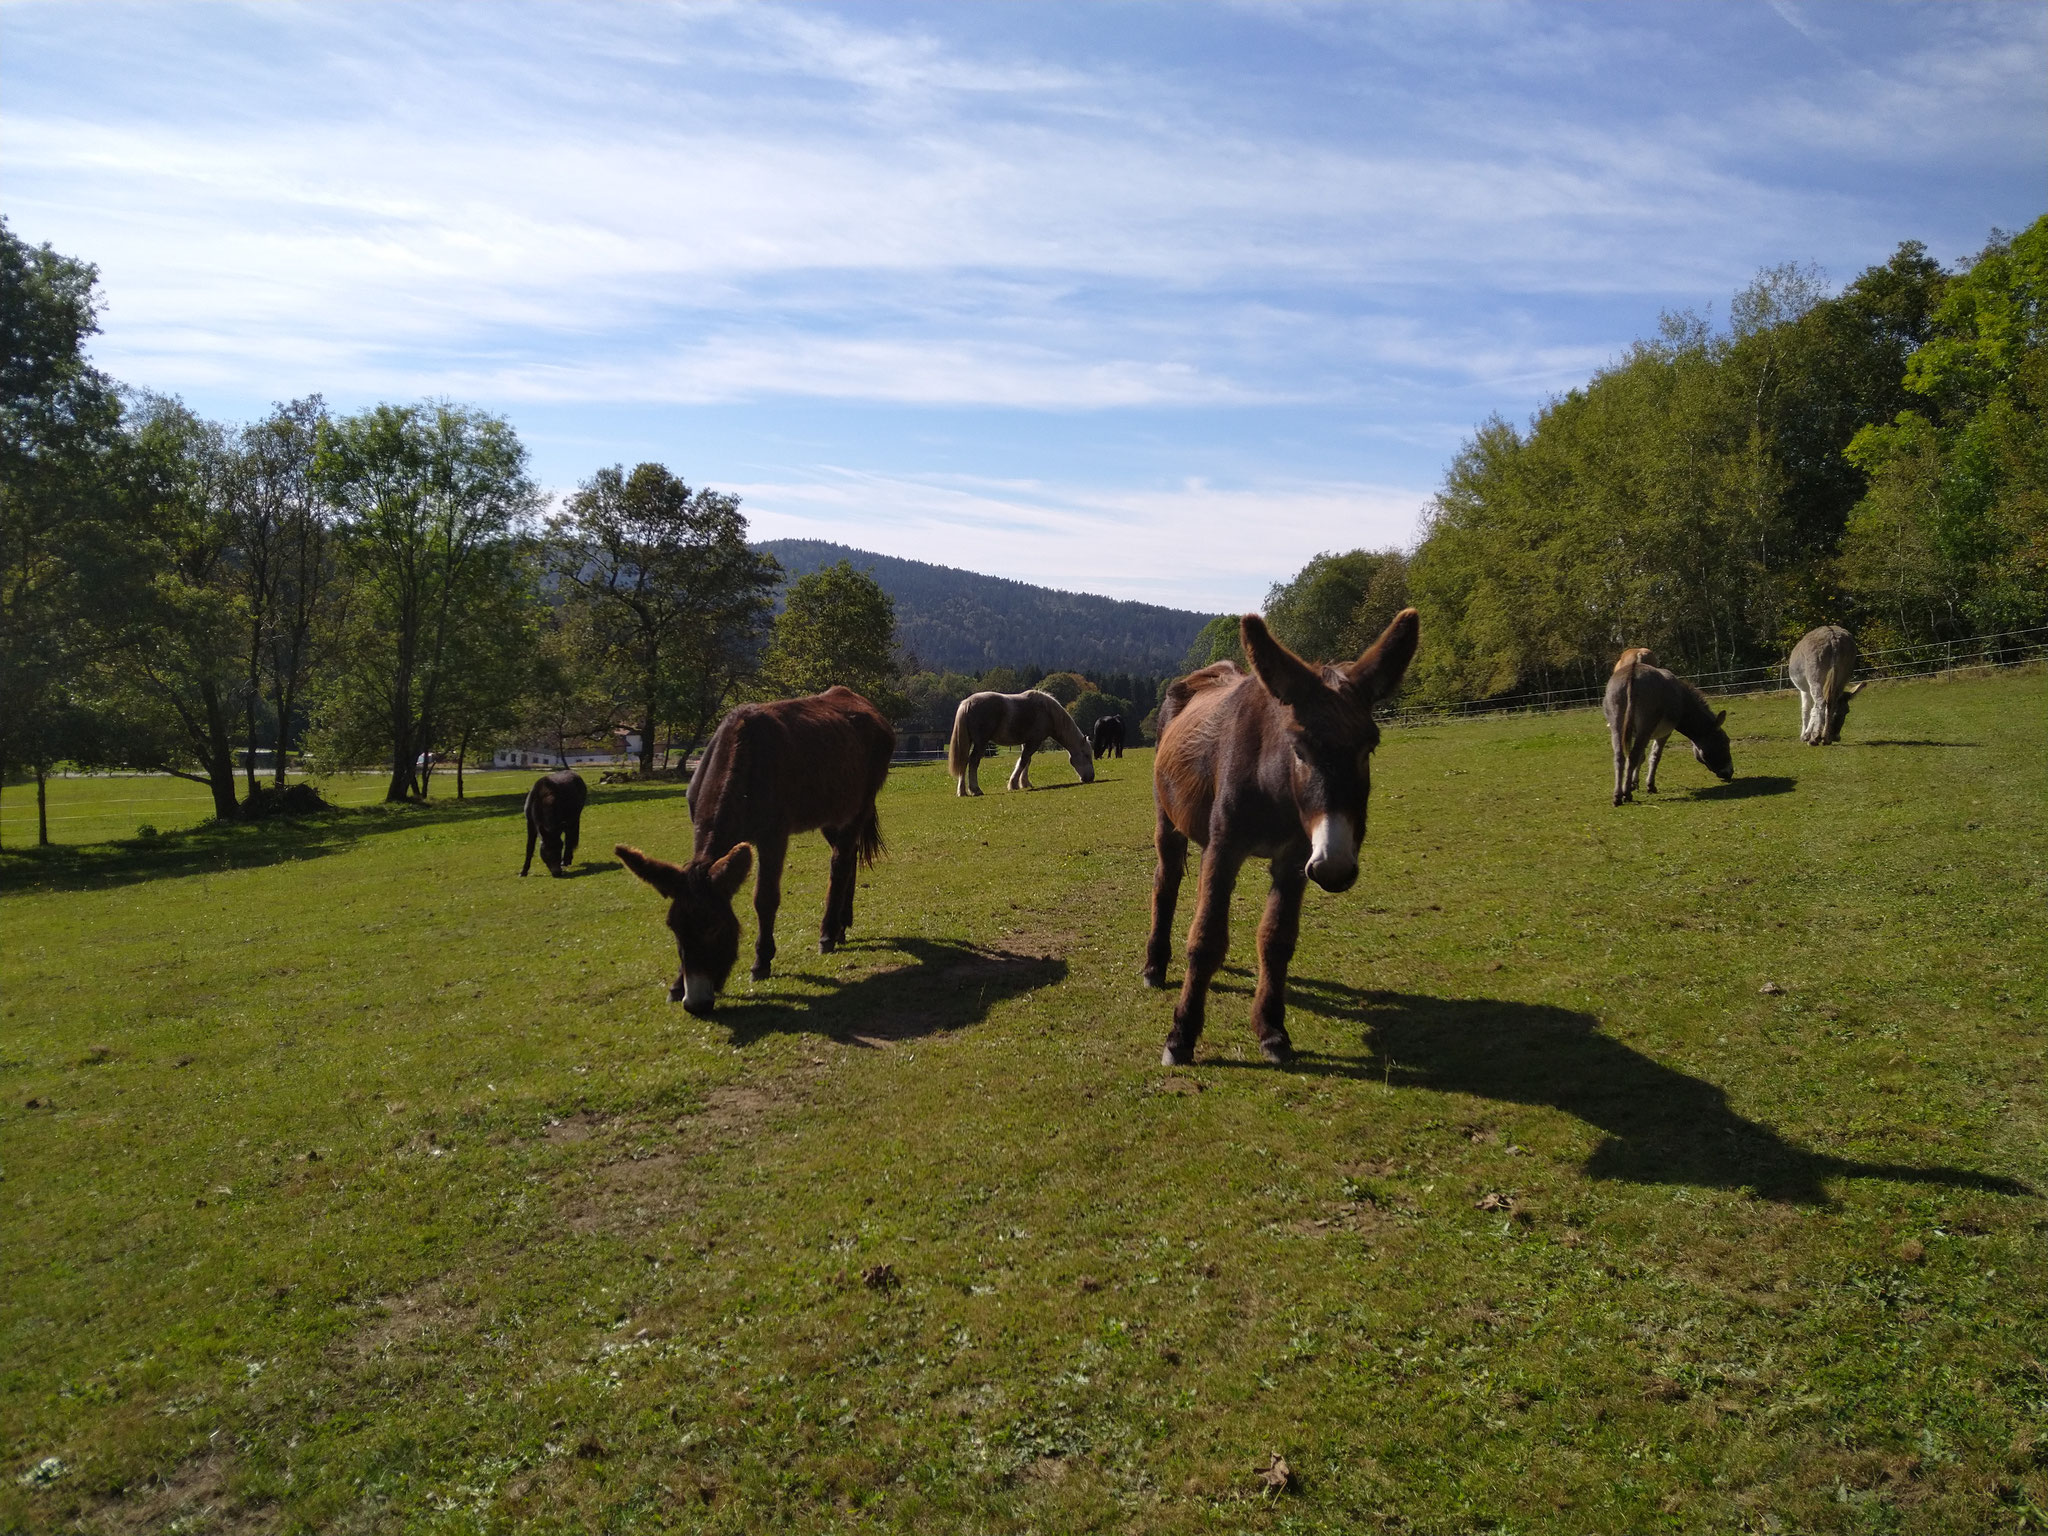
[1144,609,1419,1066]
[520,769,587,877]
[1090,714,1126,758]
[616,687,894,1014]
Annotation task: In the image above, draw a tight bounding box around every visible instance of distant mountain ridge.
[755,539,1217,677]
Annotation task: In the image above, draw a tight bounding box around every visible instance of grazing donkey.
[1091,714,1126,759]
[1603,651,1734,805]
[616,687,894,1014]
[1788,625,1863,744]
[520,769,588,877]
[1145,609,1419,1066]
[947,690,1095,795]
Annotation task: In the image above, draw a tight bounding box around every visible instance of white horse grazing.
[1788,625,1863,744]
[947,691,1096,796]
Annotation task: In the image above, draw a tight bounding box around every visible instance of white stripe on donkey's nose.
[1306,812,1358,880]
[679,973,718,1012]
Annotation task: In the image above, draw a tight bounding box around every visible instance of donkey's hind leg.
[820,827,858,953]
[1610,725,1632,806]
[1143,813,1188,989]
[962,738,983,796]
[1164,844,1239,1066]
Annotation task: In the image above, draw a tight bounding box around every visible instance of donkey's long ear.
[1343,608,1420,703]
[707,842,753,896]
[1241,614,1325,708]
[616,843,686,898]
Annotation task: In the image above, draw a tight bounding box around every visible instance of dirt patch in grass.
[350,1280,478,1356]
[84,1452,278,1535]
[562,1080,792,1236]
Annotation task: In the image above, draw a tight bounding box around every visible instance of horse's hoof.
[1260,1037,1295,1066]
[751,963,771,982]
[818,937,836,955]
[1141,967,1167,989]
[1161,1043,1194,1067]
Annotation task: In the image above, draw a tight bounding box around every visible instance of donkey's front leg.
[1009,743,1034,791]
[1143,814,1188,988]
[751,835,789,980]
[1164,845,1240,1066]
[1250,858,1308,1064]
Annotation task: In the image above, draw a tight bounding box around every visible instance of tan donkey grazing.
[1603,650,1734,805]
[1788,624,1863,744]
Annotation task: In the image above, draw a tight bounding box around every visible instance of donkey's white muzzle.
[673,972,719,1014]
[1305,812,1359,892]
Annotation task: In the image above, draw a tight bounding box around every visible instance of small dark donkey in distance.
[520,769,587,876]
[1145,608,1419,1066]
[616,686,894,1014]
[1788,624,1862,744]
[1603,649,1734,805]
[1091,714,1126,759]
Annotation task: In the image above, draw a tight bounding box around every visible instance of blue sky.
[3,1,2041,610]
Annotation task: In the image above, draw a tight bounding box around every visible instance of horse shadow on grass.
[0,785,686,895]
[707,937,1067,1050]
[1262,979,2032,1207]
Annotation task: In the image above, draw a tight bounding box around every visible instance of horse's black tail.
[855,802,884,869]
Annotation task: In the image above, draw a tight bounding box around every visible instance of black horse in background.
[1091,714,1126,759]
[521,769,588,877]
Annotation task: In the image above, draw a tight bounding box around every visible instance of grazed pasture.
[2,668,2043,1535]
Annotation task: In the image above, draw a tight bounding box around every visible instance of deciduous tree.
[0,219,130,843]
[758,560,905,715]
[550,463,778,774]
[314,402,537,800]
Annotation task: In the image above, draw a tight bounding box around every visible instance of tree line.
[11,215,2034,840]
[1199,219,2045,705]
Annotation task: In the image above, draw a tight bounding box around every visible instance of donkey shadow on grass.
[707,936,1067,1050]
[1261,979,2032,1207]
[0,785,684,895]
[1685,774,1797,802]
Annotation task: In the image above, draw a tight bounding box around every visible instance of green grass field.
[3,668,2044,1535]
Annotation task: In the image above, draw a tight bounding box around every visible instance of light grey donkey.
[1787,625,1863,744]
[1603,649,1734,806]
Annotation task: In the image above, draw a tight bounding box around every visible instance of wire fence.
[1380,626,2048,726]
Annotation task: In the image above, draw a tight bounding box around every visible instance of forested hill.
[755,539,1218,675]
